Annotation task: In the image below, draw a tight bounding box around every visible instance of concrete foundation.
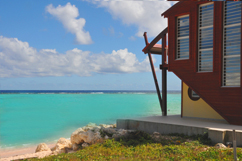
[117,115,242,146]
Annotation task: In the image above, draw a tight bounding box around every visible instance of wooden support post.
[161,34,167,116]
[147,52,163,113]
[143,31,168,115]
[143,32,163,113]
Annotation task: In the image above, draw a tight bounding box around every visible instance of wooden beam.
[148,52,163,113]
[142,27,168,54]
[143,32,163,113]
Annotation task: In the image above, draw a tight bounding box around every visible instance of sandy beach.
[0,144,55,161]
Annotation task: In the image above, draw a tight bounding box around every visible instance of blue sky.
[0,0,180,90]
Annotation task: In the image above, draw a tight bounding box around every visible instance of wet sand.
[0,144,55,161]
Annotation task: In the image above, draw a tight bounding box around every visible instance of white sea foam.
[117,92,145,94]
[22,143,32,147]
[0,145,16,150]
[38,93,56,94]
[90,92,104,94]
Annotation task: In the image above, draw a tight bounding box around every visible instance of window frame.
[222,1,241,87]
[176,14,190,60]
[197,2,214,73]
[188,87,200,101]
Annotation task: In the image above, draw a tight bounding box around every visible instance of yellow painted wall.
[182,82,224,120]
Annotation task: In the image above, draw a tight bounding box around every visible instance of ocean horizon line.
[0,90,181,94]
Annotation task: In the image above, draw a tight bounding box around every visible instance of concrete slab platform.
[117,115,242,146]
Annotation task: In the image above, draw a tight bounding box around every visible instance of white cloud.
[46,2,93,44]
[0,36,152,78]
[90,0,173,37]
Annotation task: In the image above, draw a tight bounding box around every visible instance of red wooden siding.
[164,2,242,125]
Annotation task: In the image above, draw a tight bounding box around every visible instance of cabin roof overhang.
[161,1,202,18]
[161,2,182,17]
[162,1,234,17]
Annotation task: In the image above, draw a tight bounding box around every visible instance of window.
[198,3,214,72]
[192,90,199,98]
[222,2,241,86]
[177,15,189,59]
[188,87,200,101]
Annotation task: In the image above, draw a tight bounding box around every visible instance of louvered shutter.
[198,3,214,72]
[223,2,241,86]
[177,15,189,59]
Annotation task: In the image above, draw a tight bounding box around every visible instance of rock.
[71,128,85,144]
[112,134,119,139]
[104,135,109,140]
[82,123,98,131]
[112,129,134,139]
[72,143,80,151]
[57,138,72,148]
[52,138,72,154]
[99,124,106,127]
[100,124,113,129]
[65,147,74,153]
[82,125,101,132]
[102,127,117,135]
[112,134,120,139]
[92,126,101,133]
[82,126,93,132]
[151,132,161,137]
[127,130,136,133]
[52,151,60,155]
[153,132,160,136]
[82,143,89,148]
[117,129,128,136]
[215,143,227,149]
[35,143,51,153]
[71,129,103,145]
[151,132,161,142]
[86,122,97,127]
[112,124,117,128]
[79,122,102,133]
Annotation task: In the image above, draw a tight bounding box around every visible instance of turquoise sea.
[0,91,181,149]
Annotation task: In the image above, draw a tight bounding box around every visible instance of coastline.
[0,143,56,160]
[0,122,237,161]
[0,123,117,160]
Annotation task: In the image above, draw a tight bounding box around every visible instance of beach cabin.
[142,1,242,126]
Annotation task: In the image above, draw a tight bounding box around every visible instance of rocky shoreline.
[35,123,132,155]
[0,123,136,161]
[0,122,229,161]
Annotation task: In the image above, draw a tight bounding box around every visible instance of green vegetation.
[27,131,242,161]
